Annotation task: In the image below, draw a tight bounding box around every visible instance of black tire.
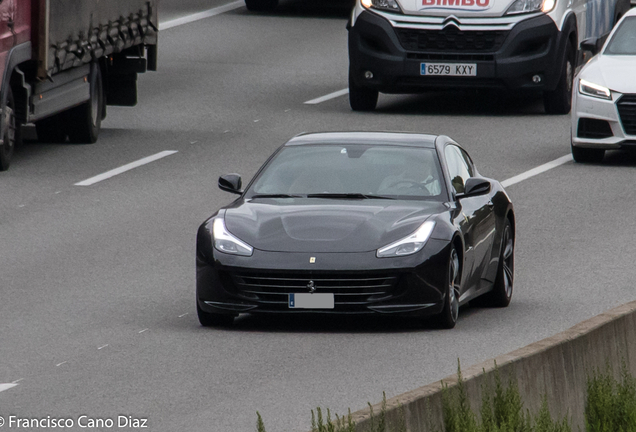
[571,143,605,163]
[439,246,460,329]
[245,0,278,11]
[482,219,514,308]
[0,87,19,171]
[197,302,235,327]
[67,63,103,144]
[349,72,378,112]
[544,42,574,115]
[35,114,68,143]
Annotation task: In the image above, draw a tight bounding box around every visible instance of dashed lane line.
[74,151,178,186]
[159,1,244,30]
[304,88,349,105]
[501,154,573,188]
[0,383,18,393]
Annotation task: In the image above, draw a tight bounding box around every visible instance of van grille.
[395,27,508,53]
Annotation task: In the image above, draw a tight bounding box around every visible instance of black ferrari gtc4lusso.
[196,132,515,329]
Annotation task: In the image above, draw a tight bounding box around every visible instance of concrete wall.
[342,300,636,432]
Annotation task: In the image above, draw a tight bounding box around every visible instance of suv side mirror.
[218,174,242,194]
[456,177,491,199]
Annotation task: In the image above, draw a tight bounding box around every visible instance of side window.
[444,145,472,194]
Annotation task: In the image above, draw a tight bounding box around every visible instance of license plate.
[421,63,477,76]
[289,293,334,309]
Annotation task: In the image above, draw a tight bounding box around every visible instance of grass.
[585,361,636,432]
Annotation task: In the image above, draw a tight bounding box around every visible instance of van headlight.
[505,0,555,15]
[361,0,402,13]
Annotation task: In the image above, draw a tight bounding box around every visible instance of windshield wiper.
[306,193,395,200]
[250,194,305,199]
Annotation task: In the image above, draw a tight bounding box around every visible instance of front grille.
[577,118,613,139]
[617,95,636,136]
[407,53,494,61]
[231,272,400,306]
[395,27,508,53]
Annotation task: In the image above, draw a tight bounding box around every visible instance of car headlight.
[213,218,253,256]
[505,0,555,15]
[361,0,402,13]
[579,79,612,100]
[377,221,435,258]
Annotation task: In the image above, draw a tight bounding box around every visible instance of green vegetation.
[255,361,636,432]
[585,361,636,432]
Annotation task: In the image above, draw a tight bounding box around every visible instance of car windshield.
[605,17,636,55]
[247,144,446,200]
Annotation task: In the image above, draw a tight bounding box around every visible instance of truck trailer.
[0,0,159,170]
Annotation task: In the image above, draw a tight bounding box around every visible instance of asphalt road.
[1,2,635,432]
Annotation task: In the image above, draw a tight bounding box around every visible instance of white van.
[347,0,631,114]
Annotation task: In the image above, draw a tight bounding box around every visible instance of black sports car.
[196,132,515,329]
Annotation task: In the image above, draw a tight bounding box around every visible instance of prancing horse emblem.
[307,281,316,293]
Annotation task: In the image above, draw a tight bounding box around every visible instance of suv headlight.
[505,0,555,15]
[213,218,254,256]
[377,221,435,258]
[361,0,402,13]
[579,79,612,100]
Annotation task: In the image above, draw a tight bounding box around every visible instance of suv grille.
[617,95,636,136]
[232,272,399,305]
[395,27,508,53]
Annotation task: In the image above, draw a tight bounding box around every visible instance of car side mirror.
[456,177,491,199]
[218,174,243,195]
[581,37,602,55]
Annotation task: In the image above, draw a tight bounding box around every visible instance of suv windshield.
[247,144,446,200]
[605,17,636,55]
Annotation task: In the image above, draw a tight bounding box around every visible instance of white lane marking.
[12,379,23,384]
[305,88,349,105]
[138,328,149,334]
[97,344,109,350]
[159,1,244,30]
[75,151,178,186]
[0,383,18,393]
[501,154,572,188]
[179,313,189,318]
[56,361,68,367]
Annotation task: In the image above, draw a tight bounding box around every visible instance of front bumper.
[348,11,563,93]
[196,239,451,317]
[571,89,636,149]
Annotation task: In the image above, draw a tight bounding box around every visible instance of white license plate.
[289,293,334,309]
[421,63,477,76]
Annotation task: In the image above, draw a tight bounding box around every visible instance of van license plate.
[421,63,477,76]
[289,293,334,309]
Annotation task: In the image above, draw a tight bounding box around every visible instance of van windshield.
[605,17,636,55]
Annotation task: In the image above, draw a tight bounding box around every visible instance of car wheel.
[571,143,605,163]
[0,87,19,171]
[483,219,514,307]
[245,0,278,12]
[544,42,574,115]
[349,71,378,112]
[67,63,103,144]
[197,302,235,327]
[439,246,460,329]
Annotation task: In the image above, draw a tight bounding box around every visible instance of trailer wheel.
[0,88,19,171]
[67,63,103,144]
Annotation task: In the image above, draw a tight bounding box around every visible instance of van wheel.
[349,72,378,111]
[245,0,278,11]
[544,43,574,115]
[0,88,19,171]
[67,63,103,144]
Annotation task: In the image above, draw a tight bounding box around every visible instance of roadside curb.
[340,300,636,432]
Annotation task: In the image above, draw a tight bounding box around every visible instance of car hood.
[580,55,636,94]
[224,198,447,253]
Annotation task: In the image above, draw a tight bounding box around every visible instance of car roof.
[285,131,439,148]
